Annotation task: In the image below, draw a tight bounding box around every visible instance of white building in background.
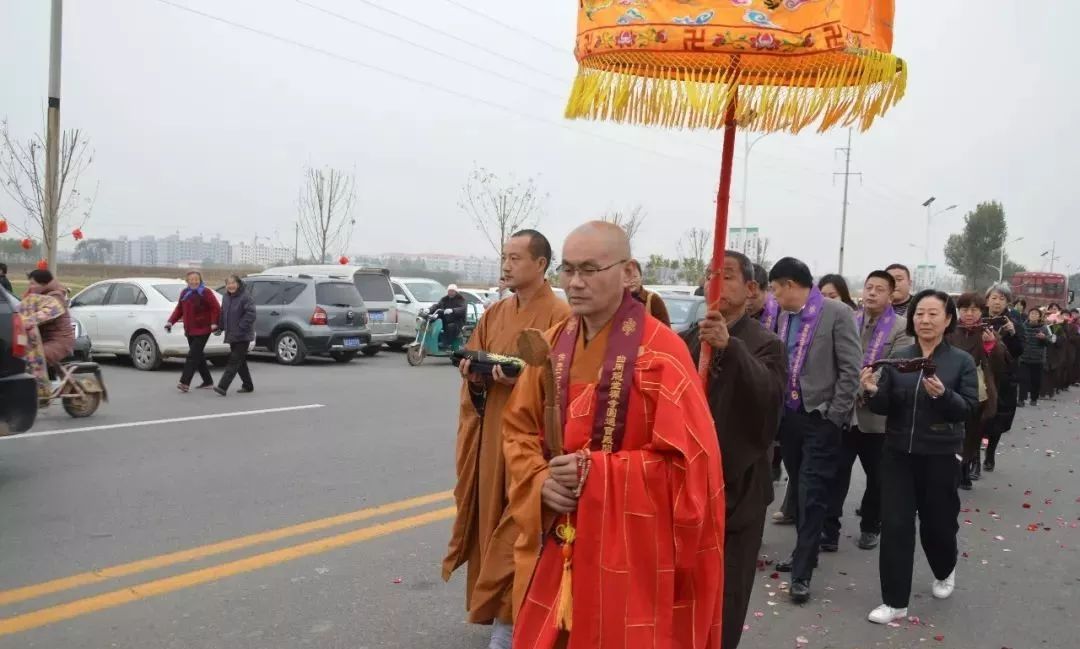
[107,236,158,266]
[231,242,294,267]
[371,252,501,284]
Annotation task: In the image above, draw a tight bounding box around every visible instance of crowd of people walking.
[436,227,1080,649]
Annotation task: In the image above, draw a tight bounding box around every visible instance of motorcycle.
[40,361,108,418]
[406,306,479,366]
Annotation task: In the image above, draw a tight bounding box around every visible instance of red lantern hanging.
[338,256,349,265]
[0,218,8,234]
[20,238,33,250]
[72,227,84,241]
[36,259,49,271]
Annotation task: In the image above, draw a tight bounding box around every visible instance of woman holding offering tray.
[860,290,979,625]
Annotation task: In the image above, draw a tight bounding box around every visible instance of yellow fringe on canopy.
[565,49,906,134]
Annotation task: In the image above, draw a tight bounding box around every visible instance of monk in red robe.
[443,230,570,649]
[503,221,725,649]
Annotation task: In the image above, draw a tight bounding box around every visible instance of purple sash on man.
[856,305,898,368]
[777,287,826,411]
[759,294,780,332]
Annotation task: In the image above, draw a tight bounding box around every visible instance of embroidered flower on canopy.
[616,30,636,47]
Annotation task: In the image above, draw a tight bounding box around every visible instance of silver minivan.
[259,265,398,356]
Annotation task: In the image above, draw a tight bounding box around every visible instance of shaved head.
[560,220,634,326]
[566,221,632,261]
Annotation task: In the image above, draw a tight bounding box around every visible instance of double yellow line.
[0,490,455,636]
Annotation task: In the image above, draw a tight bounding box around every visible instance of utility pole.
[833,129,861,274]
[1050,240,1057,273]
[739,132,767,255]
[293,222,300,264]
[43,0,63,269]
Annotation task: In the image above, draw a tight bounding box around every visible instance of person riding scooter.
[428,284,468,349]
[21,269,76,396]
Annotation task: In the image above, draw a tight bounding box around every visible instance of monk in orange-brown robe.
[502,222,725,649]
[443,230,570,648]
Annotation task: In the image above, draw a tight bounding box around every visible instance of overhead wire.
[435,0,569,55]
[291,0,565,99]
[149,0,719,171]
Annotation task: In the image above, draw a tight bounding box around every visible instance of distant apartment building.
[373,252,500,284]
[107,236,159,266]
[155,235,231,266]
[231,242,294,267]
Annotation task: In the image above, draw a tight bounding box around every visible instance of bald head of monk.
[559,221,634,330]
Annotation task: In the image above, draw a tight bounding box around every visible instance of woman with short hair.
[166,270,221,392]
[215,275,256,396]
[860,290,979,624]
[982,283,1024,472]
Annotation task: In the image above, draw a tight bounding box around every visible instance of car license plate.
[370,311,385,322]
[344,338,361,349]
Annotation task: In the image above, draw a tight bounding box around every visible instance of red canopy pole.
[698,91,739,380]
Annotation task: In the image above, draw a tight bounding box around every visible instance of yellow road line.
[0,506,456,636]
[0,490,452,607]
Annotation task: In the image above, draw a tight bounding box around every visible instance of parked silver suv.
[240,275,371,365]
[260,265,397,356]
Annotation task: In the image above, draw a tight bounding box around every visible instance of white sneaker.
[932,569,956,599]
[868,604,908,624]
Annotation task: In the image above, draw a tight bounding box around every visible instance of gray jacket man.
[825,269,914,553]
[767,257,862,604]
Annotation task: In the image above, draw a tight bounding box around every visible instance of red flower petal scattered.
[1023,503,1032,509]
[770,572,780,579]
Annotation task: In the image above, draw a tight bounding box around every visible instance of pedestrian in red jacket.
[166,270,221,392]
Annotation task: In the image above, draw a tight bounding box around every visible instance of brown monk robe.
[628,259,671,326]
[442,231,570,637]
[682,251,787,649]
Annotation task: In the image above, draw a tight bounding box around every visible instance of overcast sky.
[2,0,1077,278]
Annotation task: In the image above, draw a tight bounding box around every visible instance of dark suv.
[0,288,37,434]
[242,275,372,365]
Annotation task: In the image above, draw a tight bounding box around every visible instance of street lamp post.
[921,198,957,288]
[739,132,768,255]
[997,236,1024,282]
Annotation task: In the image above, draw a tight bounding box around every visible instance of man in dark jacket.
[429,284,468,348]
[682,250,787,649]
[215,275,256,395]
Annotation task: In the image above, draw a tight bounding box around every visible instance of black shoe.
[1017,401,1026,408]
[238,386,254,394]
[1030,400,1038,406]
[790,579,811,604]
[855,507,862,517]
[984,457,995,472]
[857,532,880,550]
[777,556,816,572]
[959,481,972,491]
[213,387,227,397]
[820,538,839,553]
[971,462,982,480]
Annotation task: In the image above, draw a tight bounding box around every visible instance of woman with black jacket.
[983,284,1023,472]
[860,290,979,625]
[214,275,256,396]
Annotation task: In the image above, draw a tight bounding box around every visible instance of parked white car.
[69,278,238,371]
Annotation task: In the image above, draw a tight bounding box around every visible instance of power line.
[342,0,569,84]
[436,0,569,55]
[291,0,564,99]
[148,0,717,170]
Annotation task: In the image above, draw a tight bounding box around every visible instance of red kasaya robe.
[503,315,726,649]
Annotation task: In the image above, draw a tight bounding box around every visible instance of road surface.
[0,353,1076,648]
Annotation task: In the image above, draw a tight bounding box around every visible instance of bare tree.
[677,227,712,285]
[601,205,647,247]
[459,164,546,259]
[0,119,96,267]
[298,166,356,264]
